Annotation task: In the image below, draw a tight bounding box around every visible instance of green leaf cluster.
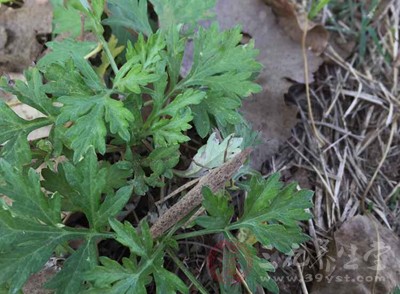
[85,219,188,294]
[193,174,313,293]
[0,156,106,293]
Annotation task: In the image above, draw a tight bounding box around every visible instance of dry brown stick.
[301,15,324,147]
[150,148,252,239]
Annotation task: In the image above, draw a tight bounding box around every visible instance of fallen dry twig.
[150,148,252,238]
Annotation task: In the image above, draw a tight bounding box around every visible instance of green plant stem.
[63,227,114,239]
[60,243,76,255]
[227,221,247,231]
[143,100,153,107]
[166,248,209,294]
[174,228,225,240]
[98,35,119,75]
[30,117,54,129]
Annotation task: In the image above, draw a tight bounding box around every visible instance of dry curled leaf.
[263,0,329,55]
[216,0,325,169]
[327,32,356,61]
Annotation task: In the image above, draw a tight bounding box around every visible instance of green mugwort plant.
[0,0,313,293]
